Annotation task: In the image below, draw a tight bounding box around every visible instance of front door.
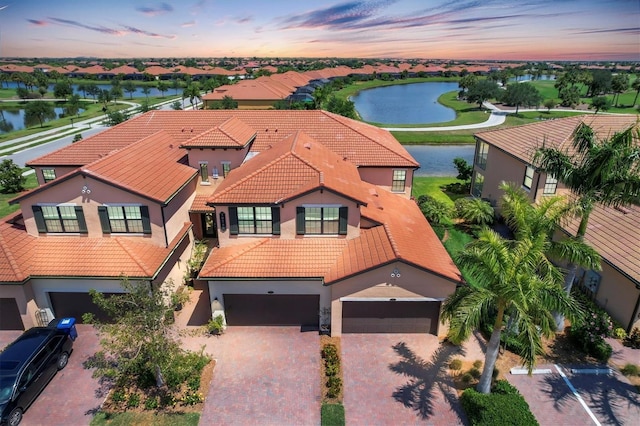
[202,213,217,238]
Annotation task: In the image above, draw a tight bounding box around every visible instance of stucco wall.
[187,148,250,177]
[33,166,78,186]
[357,167,414,199]
[162,179,197,244]
[30,278,124,318]
[591,262,640,331]
[0,282,37,329]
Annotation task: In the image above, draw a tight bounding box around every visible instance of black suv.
[0,319,76,426]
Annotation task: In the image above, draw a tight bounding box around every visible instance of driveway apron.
[341,334,470,426]
[199,327,321,426]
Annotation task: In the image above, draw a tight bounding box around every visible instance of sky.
[0,0,638,61]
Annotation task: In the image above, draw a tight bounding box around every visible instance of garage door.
[342,301,440,334]
[0,298,24,330]
[223,294,319,326]
[49,292,118,323]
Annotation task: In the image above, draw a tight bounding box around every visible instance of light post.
[70,117,74,127]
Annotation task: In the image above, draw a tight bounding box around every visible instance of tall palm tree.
[442,228,582,394]
[534,123,640,330]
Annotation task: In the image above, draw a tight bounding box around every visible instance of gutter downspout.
[161,205,169,248]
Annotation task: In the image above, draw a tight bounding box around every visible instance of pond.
[1,82,184,99]
[0,106,84,133]
[351,82,459,125]
[405,144,475,177]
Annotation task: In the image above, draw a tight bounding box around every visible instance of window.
[543,174,558,195]
[523,165,535,190]
[474,140,489,169]
[199,162,209,183]
[222,162,231,178]
[98,205,151,234]
[32,205,87,233]
[391,170,407,192]
[296,206,348,235]
[471,172,484,197]
[229,206,280,235]
[42,168,56,183]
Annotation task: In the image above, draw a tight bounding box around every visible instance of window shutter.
[32,205,46,233]
[229,207,238,235]
[97,206,111,233]
[140,206,151,234]
[75,206,88,233]
[271,207,280,235]
[339,207,348,235]
[296,207,305,235]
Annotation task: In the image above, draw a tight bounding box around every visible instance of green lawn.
[321,403,346,426]
[91,411,200,426]
[0,172,37,218]
[412,176,464,206]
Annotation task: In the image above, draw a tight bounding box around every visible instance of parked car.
[0,319,76,426]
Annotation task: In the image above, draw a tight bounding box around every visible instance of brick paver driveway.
[199,327,321,426]
[341,334,484,426]
[1,324,106,426]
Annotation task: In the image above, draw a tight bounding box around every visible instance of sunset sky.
[1,0,638,61]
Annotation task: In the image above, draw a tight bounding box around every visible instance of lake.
[0,106,84,133]
[405,144,474,177]
[351,82,459,125]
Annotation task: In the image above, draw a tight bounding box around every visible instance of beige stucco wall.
[0,282,38,329]
[215,189,361,246]
[590,262,640,331]
[328,262,457,336]
[357,167,414,199]
[33,166,78,186]
[162,179,197,244]
[187,148,250,176]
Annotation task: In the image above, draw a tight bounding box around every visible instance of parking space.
[199,326,321,426]
[341,333,484,425]
[1,325,107,426]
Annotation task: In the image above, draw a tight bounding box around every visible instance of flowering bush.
[569,290,614,361]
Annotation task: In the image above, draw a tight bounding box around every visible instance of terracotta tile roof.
[80,131,198,203]
[28,110,416,169]
[476,114,639,164]
[203,80,290,101]
[109,65,140,75]
[180,117,256,148]
[563,200,640,284]
[0,214,191,282]
[208,131,369,205]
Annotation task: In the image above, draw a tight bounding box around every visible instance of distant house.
[471,115,640,332]
[1,110,460,336]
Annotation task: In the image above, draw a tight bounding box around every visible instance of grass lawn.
[412,176,465,206]
[0,172,37,218]
[321,403,346,426]
[91,411,199,426]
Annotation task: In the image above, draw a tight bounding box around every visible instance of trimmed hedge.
[460,380,538,426]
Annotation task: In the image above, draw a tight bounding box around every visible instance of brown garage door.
[49,292,118,323]
[342,301,440,334]
[223,294,319,327]
[0,298,24,330]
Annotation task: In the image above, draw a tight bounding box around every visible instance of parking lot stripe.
[554,364,601,426]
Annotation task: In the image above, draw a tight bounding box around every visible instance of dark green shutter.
[140,206,151,234]
[296,207,305,235]
[339,207,348,235]
[32,206,46,233]
[229,207,238,235]
[271,207,280,235]
[75,206,87,234]
[97,206,111,233]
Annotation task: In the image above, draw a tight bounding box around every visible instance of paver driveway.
[341,333,484,426]
[199,327,321,426]
[1,325,106,426]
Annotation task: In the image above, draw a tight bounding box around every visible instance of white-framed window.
[32,204,87,233]
[42,168,56,183]
[391,170,407,192]
[472,172,484,197]
[523,165,535,190]
[98,205,151,234]
[228,206,280,235]
[222,162,231,177]
[296,206,348,235]
[543,174,558,195]
[199,162,209,183]
[475,140,489,169]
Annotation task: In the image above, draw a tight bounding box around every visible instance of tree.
[441,227,582,394]
[64,94,81,117]
[459,74,478,93]
[558,86,581,108]
[84,278,182,388]
[631,76,640,106]
[171,100,182,110]
[587,70,612,97]
[86,83,100,100]
[417,195,452,225]
[325,95,356,119]
[183,83,202,109]
[543,98,556,112]
[611,74,629,107]
[24,100,56,127]
[122,80,137,99]
[221,95,238,109]
[141,86,151,99]
[0,159,25,193]
[109,85,123,102]
[454,197,494,229]
[53,80,73,99]
[534,124,640,330]
[466,79,500,109]
[72,133,83,143]
[591,96,610,113]
[157,81,168,97]
[98,89,112,105]
[500,83,542,114]
[105,109,129,126]
[453,157,473,183]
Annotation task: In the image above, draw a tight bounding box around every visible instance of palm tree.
[534,123,640,330]
[442,228,582,394]
[631,76,640,106]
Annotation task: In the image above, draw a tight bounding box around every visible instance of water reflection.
[405,144,474,176]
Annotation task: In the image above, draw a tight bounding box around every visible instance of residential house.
[1,110,461,336]
[471,114,640,332]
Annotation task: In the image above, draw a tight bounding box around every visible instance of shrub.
[569,289,615,361]
[326,376,342,399]
[461,373,474,384]
[455,197,495,227]
[111,389,126,403]
[613,327,627,340]
[417,195,453,225]
[449,358,463,370]
[473,360,483,369]
[460,381,539,426]
[469,368,482,379]
[206,315,225,335]
[144,396,159,410]
[322,344,339,364]
[621,364,639,376]
[127,392,140,408]
[623,328,640,349]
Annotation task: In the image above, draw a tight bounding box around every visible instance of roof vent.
[169,144,173,149]
[615,205,631,214]
[304,143,312,150]
[181,128,185,132]
[190,128,194,133]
